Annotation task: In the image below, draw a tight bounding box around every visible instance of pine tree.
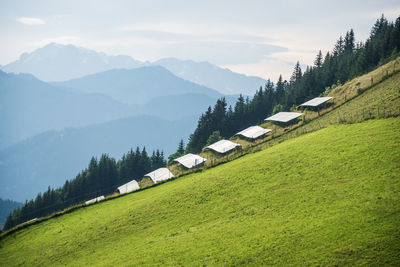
[177,139,185,154]
[344,29,355,52]
[333,36,344,56]
[290,61,302,84]
[314,50,323,67]
[205,131,223,146]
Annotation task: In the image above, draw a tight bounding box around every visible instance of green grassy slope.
[1,118,399,265]
[175,60,400,174]
[270,70,400,145]
[309,71,400,124]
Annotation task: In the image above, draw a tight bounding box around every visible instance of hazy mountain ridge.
[0,43,259,202]
[0,198,22,228]
[154,57,267,95]
[1,43,266,95]
[0,70,137,149]
[1,43,143,81]
[0,68,230,202]
[52,66,222,104]
[0,114,198,202]
[0,65,235,149]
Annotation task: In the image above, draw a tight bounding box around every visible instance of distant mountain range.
[0,67,235,149]
[0,63,235,202]
[1,43,266,95]
[0,115,198,202]
[53,66,221,105]
[0,43,254,202]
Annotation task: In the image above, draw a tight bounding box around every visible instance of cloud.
[222,58,294,82]
[116,22,227,36]
[88,36,288,65]
[359,8,400,21]
[158,41,288,65]
[17,17,46,26]
[112,23,286,65]
[117,23,191,35]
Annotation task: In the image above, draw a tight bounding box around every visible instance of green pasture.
[1,118,399,266]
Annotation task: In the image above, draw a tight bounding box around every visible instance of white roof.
[26,218,38,224]
[85,195,105,205]
[265,112,303,123]
[300,97,333,107]
[236,126,271,139]
[145,167,174,183]
[174,153,207,169]
[117,180,140,194]
[205,139,241,154]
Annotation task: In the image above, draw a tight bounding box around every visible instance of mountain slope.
[0,67,234,201]
[0,199,22,229]
[53,66,222,104]
[1,118,398,265]
[153,57,266,95]
[142,93,239,120]
[0,115,197,202]
[0,70,137,149]
[1,43,142,81]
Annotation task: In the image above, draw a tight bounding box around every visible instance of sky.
[0,0,399,81]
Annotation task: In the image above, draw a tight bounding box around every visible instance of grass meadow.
[167,58,400,177]
[1,117,399,265]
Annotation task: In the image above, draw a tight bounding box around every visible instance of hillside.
[0,117,399,265]
[1,57,400,265]
[166,58,400,176]
[0,70,136,149]
[0,199,22,229]
[0,115,197,202]
[0,66,237,202]
[53,66,221,105]
[141,93,238,120]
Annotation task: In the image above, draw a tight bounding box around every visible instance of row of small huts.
[85,96,333,205]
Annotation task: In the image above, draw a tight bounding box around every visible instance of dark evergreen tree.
[205,131,223,146]
[290,61,302,84]
[177,139,185,154]
[314,50,323,67]
[344,29,355,52]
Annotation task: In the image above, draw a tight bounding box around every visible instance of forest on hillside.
[4,148,166,230]
[182,15,400,153]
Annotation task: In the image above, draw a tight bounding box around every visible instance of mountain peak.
[153,57,266,95]
[2,43,143,82]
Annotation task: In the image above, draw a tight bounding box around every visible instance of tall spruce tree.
[314,50,323,67]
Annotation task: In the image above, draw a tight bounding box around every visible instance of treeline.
[4,147,166,230]
[185,15,400,153]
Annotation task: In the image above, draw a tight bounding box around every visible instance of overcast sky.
[0,0,399,81]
